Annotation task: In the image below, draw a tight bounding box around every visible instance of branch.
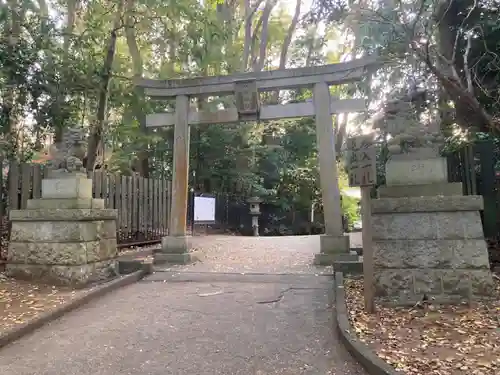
[247,0,264,22]
[414,39,493,129]
[463,30,474,94]
[450,0,477,68]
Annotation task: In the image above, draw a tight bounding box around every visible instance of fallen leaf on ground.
[0,274,85,333]
[344,277,500,375]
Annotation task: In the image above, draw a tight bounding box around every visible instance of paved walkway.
[0,234,366,375]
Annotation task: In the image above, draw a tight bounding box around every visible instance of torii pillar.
[155,95,203,264]
[313,82,352,265]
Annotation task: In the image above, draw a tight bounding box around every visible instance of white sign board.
[194,196,216,223]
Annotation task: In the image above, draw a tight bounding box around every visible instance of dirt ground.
[0,247,158,335]
[344,277,500,375]
[0,274,83,334]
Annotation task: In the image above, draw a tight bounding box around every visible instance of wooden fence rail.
[0,161,171,260]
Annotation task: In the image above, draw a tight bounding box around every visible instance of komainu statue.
[46,126,87,177]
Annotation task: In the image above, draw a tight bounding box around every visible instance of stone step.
[372,195,483,214]
[333,260,363,274]
[118,259,152,275]
[153,250,204,265]
[378,182,463,198]
[351,247,363,255]
[314,252,358,266]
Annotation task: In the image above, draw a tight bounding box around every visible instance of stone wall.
[372,195,494,304]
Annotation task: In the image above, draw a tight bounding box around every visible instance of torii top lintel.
[135,56,379,98]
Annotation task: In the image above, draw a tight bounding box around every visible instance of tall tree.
[86,0,125,172]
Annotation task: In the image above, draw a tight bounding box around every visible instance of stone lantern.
[247,197,263,236]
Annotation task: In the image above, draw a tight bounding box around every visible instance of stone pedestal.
[154,236,203,265]
[314,234,354,265]
[6,175,119,287]
[385,150,448,186]
[373,152,494,304]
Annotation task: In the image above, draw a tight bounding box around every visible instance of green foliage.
[0,0,373,233]
[341,195,359,230]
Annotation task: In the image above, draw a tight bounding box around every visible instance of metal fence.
[185,192,321,236]
[446,139,498,237]
[186,192,249,234]
[446,139,500,267]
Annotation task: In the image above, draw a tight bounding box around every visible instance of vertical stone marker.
[6,127,119,287]
[372,111,494,304]
[346,135,376,313]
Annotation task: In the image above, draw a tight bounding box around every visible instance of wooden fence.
[0,160,171,260]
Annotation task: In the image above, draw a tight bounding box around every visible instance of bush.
[341,194,360,231]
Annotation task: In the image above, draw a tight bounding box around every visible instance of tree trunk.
[3,0,24,158]
[252,0,277,72]
[271,0,301,103]
[434,2,459,135]
[416,43,493,132]
[241,0,264,72]
[217,0,239,73]
[54,0,80,142]
[304,23,319,67]
[278,0,301,70]
[241,0,253,72]
[249,16,264,69]
[86,1,125,173]
[124,0,149,177]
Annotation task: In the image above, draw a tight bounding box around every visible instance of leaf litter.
[344,277,500,375]
[0,273,84,334]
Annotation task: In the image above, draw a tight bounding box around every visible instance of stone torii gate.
[136,57,376,265]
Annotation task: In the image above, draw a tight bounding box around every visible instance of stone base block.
[378,182,463,198]
[154,250,204,265]
[42,177,92,199]
[5,259,118,288]
[333,260,363,274]
[314,252,358,266]
[160,236,190,254]
[154,236,202,265]
[8,238,117,265]
[10,208,117,222]
[10,220,117,243]
[373,211,484,241]
[27,198,105,209]
[374,239,491,269]
[372,195,483,214]
[319,234,350,254]
[374,268,494,304]
[385,156,447,186]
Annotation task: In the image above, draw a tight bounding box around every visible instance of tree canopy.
[1,0,499,231]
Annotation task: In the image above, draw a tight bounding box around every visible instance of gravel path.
[0,234,366,375]
[162,233,362,274]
